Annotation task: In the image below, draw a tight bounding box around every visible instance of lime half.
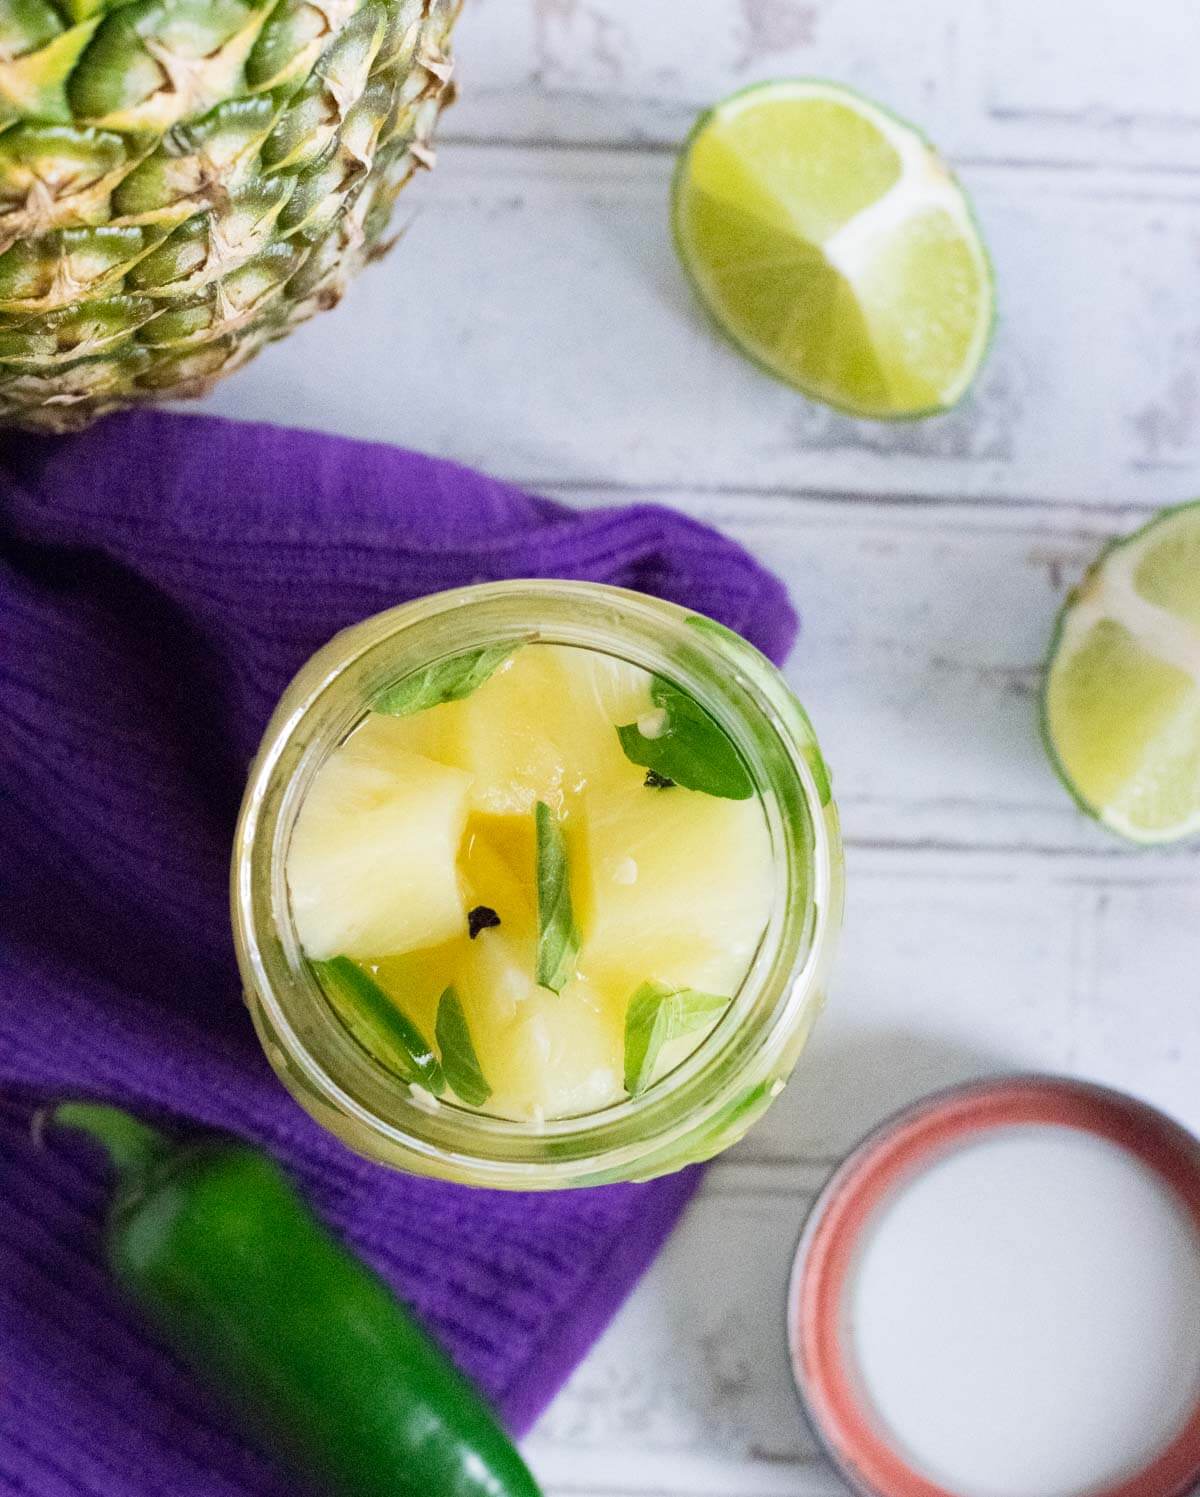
[671,80,995,419]
[1043,501,1200,845]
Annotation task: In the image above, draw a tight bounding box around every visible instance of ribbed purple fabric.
[0,411,798,1497]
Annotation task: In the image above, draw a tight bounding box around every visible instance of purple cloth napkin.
[0,411,797,1497]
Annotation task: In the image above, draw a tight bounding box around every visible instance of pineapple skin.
[0,0,460,431]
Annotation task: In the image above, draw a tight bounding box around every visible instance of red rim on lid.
[787,1076,1200,1497]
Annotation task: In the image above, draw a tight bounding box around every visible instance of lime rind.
[1041,499,1200,846]
[671,78,996,422]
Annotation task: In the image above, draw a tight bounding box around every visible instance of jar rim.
[232,579,841,1186]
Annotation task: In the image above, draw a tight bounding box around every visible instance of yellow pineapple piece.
[458,928,623,1119]
[380,650,570,816]
[578,771,773,999]
[380,644,658,812]
[545,644,658,792]
[287,715,472,961]
[456,811,623,1119]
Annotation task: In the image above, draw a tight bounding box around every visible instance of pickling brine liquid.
[286,641,775,1122]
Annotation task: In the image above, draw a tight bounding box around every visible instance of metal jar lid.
[787,1076,1200,1497]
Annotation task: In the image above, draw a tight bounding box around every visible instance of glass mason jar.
[232,581,843,1189]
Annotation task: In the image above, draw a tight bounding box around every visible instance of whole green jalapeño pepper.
[53,1102,541,1497]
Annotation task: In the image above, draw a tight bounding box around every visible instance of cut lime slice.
[671,80,995,419]
[1042,501,1200,845]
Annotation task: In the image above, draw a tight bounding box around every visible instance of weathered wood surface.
[204,146,1200,505]
[447,0,1200,168]
[195,7,1200,1491]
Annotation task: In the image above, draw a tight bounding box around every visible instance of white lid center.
[847,1125,1200,1497]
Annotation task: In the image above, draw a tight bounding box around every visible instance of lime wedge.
[671,80,995,419]
[1042,501,1200,844]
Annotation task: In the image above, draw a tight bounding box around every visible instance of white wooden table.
[198,4,1200,1491]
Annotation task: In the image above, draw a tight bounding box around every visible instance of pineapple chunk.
[486,979,624,1120]
[366,815,622,1121]
[377,645,657,814]
[571,648,658,724]
[287,714,472,960]
[546,644,657,791]
[378,649,569,816]
[452,648,570,814]
[458,816,622,1117]
[578,770,774,998]
[458,926,624,1119]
